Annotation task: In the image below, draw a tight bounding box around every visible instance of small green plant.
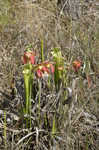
[51,48,64,92]
[22,47,35,128]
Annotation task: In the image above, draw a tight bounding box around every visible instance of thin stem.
[38,79,41,125]
[41,40,44,62]
[29,75,33,128]
[4,111,7,149]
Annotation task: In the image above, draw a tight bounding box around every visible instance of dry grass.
[0,0,99,149]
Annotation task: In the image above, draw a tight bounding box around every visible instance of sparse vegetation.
[0,0,99,150]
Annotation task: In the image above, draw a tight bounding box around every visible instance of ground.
[0,0,99,149]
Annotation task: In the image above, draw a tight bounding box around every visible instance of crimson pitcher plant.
[22,48,35,128]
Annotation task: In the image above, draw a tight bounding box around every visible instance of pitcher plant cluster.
[22,45,82,127]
